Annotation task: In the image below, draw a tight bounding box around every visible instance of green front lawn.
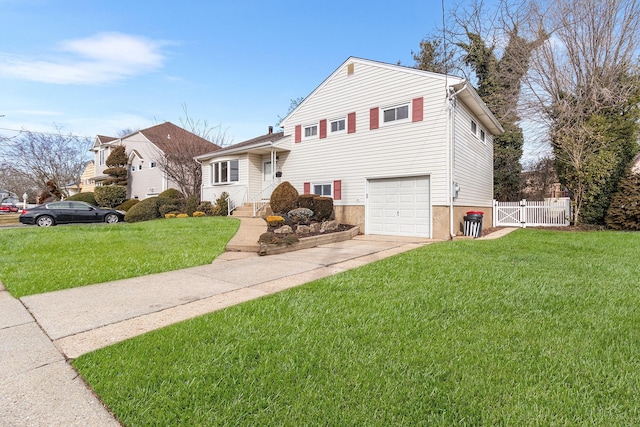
[0,217,239,298]
[73,229,640,426]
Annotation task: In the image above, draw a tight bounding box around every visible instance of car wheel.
[104,213,120,224]
[36,215,55,227]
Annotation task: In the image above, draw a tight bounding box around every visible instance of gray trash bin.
[463,211,484,237]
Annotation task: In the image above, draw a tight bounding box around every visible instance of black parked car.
[19,201,125,227]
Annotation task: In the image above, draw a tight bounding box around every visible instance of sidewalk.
[0,217,435,426]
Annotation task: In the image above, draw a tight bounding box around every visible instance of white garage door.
[367,176,430,237]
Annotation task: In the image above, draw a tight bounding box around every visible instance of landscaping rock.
[320,220,339,233]
[309,222,321,233]
[274,225,293,234]
[296,225,311,235]
[288,207,314,224]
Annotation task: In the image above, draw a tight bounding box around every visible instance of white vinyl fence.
[493,198,571,228]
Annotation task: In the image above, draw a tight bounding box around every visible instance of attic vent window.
[347,63,354,75]
[167,134,171,139]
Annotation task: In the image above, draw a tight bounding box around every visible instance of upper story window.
[330,118,346,133]
[471,120,477,135]
[99,149,105,166]
[150,161,157,168]
[211,160,239,184]
[130,165,136,173]
[138,164,142,170]
[480,129,486,142]
[382,104,410,124]
[313,183,332,197]
[304,124,318,139]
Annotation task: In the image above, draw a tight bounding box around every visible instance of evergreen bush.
[116,199,139,212]
[67,192,97,206]
[95,186,127,208]
[213,192,229,216]
[125,197,160,222]
[605,172,640,230]
[186,194,199,216]
[312,196,334,221]
[196,201,214,216]
[270,181,298,214]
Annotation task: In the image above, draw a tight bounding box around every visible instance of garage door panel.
[367,176,430,238]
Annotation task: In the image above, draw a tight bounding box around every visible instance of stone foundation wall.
[334,204,493,240]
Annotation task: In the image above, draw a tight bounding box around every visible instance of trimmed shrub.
[67,192,97,206]
[605,172,640,230]
[270,181,299,214]
[196,201,214,216]
[95,186,127,208]
[159,204,179,217]
[186,194,199,216]
[267,215,285,227]
[297,194,314,210]
[193,211,206,217]
[125,197,161,223]
[165,213,177,219]
[176,213,189,218]
[158,188,186,212]
[213,192,229,216]
[313,196,334,221]
[116,199,139,212]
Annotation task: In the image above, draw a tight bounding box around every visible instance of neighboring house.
[79,161,95,193]
[196,57,503,240]
[91,122,220,200]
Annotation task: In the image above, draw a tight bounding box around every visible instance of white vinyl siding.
[453,103,494,206]
[281,60,451,207]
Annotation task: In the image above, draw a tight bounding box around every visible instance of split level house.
[197,57,503,240]
[91,122,220,200]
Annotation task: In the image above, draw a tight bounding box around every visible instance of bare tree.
[0,127,92,199]
[524,0,640,223]
[152,121,226,200]
[177,103,230,147]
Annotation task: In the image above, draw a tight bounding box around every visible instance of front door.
[263,160,273,193]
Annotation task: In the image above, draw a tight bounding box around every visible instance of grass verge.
[0,217,239,298]
[73,229,640,426]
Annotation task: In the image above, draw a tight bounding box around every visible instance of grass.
[0,217,239,298]
[73,229,640,426]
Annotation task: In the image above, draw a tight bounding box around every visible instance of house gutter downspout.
[448,83,467,238]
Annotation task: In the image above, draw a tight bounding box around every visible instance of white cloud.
[0,32,169,84]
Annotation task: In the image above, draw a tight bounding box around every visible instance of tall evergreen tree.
[102,145,128,186]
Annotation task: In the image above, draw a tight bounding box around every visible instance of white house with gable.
[196,57,503,240]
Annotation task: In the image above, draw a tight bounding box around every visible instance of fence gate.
[493,198,571,228]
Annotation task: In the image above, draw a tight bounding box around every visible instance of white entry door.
[262,160,273,192]
[367,176,431,237]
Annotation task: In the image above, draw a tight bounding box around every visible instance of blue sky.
[0,0,449,145]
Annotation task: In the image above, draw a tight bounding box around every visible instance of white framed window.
[303,124,318,139]
[480,129,486,142]
[138,164,142,170]
[330,118,346,133]
[130,165,136,172]
[99,149,105,166]
[471,120,477,135]
[211,160,239,184]
[150,161,157,168]
[382,103,410,125]
[313,183,332,197]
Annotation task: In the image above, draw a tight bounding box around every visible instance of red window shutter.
[304,182,311,194]
[319,119,327,139]
[347,112,356,134]
[412,97,424,122]
[295,125,302,143]
[370,107,379,130]
[333,180,342,200]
